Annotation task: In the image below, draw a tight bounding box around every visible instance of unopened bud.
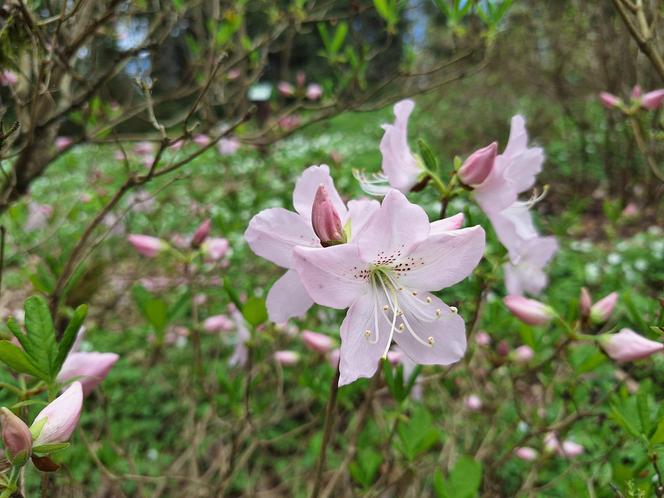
[579,287,592,317]
[503,296,554,326]
[590,292,618,324]
[641,89,664,110]
[191,219,211,248]
[311,185,346,247]
[0,408,32,466]
[458,142,497,186]
[599,92,621,109]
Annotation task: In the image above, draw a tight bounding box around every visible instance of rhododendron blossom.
[244,164,379,323]
[293,190,485,385]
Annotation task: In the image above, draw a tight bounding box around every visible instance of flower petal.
[292,165,347,219]
[504,262,547,296]
[355,190,430,263]
[393,292,466,365]
[380,100,421,192]
[397,226,485,292]
[338,290,391,386]
[293,244,367,309]
[266,269,314,323]
[502,115,544,194]
[346,199,380,240]
[429,213,464,235]
[488,203,538,260]
[244,208,319,268]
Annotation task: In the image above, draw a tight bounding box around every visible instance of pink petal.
[244,208,319,268]
[354,190,430,263]
[266,269,314,323]
[345,199,380,240]
[429,213,464,235]
[397,226,485,292]
[502,116,545,194]
[57,352,119,396]
[338,290,391,386]
[380,100,421,192]
[292,165,347,220]
[488,203,538,259]
[32,382,83,446]
[392,292,466,365]
[293,244,367,309]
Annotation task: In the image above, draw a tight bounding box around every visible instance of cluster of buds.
[579,288,618,324]
[599,85,664,113]
[1,383,83,472]
[278,71,323,101]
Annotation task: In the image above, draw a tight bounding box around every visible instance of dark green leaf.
[0,341,48,380]
[53,304,88,375]
[23,296,57,376]
[242,297,267,326]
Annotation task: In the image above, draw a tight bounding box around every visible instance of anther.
[449,306,458,314]
[427,336,435,346]
[426,296,432,304]
[398,323,405,332]
[364,329,371,337]
[435,308,442,317]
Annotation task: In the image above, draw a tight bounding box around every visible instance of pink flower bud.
[512,345,534,363]
[503,296,554,326]
[580,287,592,317]
[57,352,119,396]
[306,83,323,101]
[590,292,618,324]
[169,139,184,151]
[458,142,498,186]
[296,71,306,87]
[560,440,584,457]
[31,382,83,446]
[0,70,18,86]
[55,136,73,152]
[193,134,210,146]
[127,234,167,258]
[496,340,510,357]
[274,350,299,366]
[599,92,621,109]
[475,331,491,346]
[278,81,295,97]
[191,219,211,248]
[202,237,229,261]
[464,394,482,411]
[311,185,346,247]
[641,89,664,110]
[600,328,663,362]
[631,85,642,99]
[203,314,234,333]
[227,68,241,80]
[0,408,32,465]
[514,447,538,462]
[301,330,335,353]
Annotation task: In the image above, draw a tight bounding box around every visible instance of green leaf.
[349,447,382,488]
[637,391,652,436]
[417,139,438,171]
[53,304,88,375]
[650,418,664,446]
[610,400,641,438]
[242,297,267,326]
[330,22,348,55]
[449,456,482,498]
[32,442,70,455]
[23,296,57,376]
[0,341,48,380]
[132,285,168,333]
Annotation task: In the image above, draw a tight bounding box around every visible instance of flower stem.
[310,366,341,498]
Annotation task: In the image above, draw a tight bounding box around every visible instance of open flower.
[31,382,83,446]
[245,165,379,323]
[293,190,485,385]
[503,236,558,296]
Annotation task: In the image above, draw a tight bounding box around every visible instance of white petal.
[346,199,380,240]
[292,165,347,219]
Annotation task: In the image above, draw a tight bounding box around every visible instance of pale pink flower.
[459,142,498,186]
[306,83,323,101]
[503,296,554,326]
[274,350,300,365]
[193,134,210,146]
[475,331,491,346]
[57,352,119,396]
[202,237,229,261]
[278,115,301,131]
[25,203,53,231]
[621,202,638,218]
[245,164,379,323]
[641,89,664,110]
[590,292,618,324]
[580,287,592,317]
[0,70,18,86]
[379,99,422,193]
[127,234,167,257]
[55,136,73,151]
[599,92,621,109]
[133,141,154,156]
[218,137,240,156]
[599,328,663,362]
[0,408,32,465]
[301,330,335,353]
[503,236,558,296]
[293,189,485,385]
[464,394,482,411]
[191,219,211,248]
[515,447,538,461]
[227,68,241,80]
[560,440,584,457]
[31,382,83,446]
[229,310,251,367]
[203,314,234,333]
[512,345,534,363]
[278,81,295,97]
[430,213,465,233]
